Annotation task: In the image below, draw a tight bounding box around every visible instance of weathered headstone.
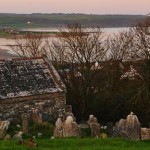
[64,112,76,122]
[32,109,42,124]
[54,118,63,137]
[22,114,29,133]
[88,115,100,138]
[4,134,11,140]
[90,123,100,138]
[113,112,141,140]
[38,133,42,138]
[113,119,127,138]
[72,122,80,136]
[63,116,80,137]
[12,131,23,141]
[88,115,98,124]
[0,121,10,139]
[16,124,21,128]
[107,122,114,137]
[79,121,89,129]
[141,128,150,140]
[126,112,141,140]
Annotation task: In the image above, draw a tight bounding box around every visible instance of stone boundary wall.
[0,92,66,123]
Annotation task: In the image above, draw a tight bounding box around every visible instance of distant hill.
[0,13,146,29]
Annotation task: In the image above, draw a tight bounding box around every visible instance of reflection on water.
[0,38,16,55]
[20,28,60,32]
[20,27,129,33]
[0,27,129,55]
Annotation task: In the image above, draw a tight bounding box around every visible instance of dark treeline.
[8,17,150,126]
[0,13,146,28]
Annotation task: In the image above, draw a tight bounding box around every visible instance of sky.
[0,0,150,15]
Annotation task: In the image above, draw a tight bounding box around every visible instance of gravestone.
[63,116,80,137]
[141,128,150,140]
[0,121,10,139]
[90,123,100,138]
[63,112,76,122]
[54,118,63,137]
[4,134,11,140]
[32,109,42,124]
[113,119,127,138]
[22,114,29,133]
[88,115,98,124]
[113,112,141,140]
[88,115,100,138]
[12,131,23,141]
[126,112,141,140]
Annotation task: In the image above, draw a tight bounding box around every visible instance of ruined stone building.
[0,56,67,122]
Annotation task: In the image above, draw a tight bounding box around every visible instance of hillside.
[0,13,146,29]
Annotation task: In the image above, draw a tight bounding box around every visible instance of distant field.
[0,13,146,29]
[1,138,150,150]
[0,31,13,38]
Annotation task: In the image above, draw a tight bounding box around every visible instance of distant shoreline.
[0,13,146,29]
[0,27,130,39]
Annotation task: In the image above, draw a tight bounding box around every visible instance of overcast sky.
[0,0,150,15]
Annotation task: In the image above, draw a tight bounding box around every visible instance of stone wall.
[0,92,66,123]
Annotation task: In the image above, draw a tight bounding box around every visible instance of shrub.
[7,123,21,136]
[80,128,91,138]
[31,122,54,138]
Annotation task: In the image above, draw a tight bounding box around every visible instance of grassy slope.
[0,138,150,150]
[0,31,13,38]
[0,13,146,29]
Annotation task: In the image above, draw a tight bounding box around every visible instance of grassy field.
[0,13,146,29]
[0,138,150,150]
[0,31,12,38]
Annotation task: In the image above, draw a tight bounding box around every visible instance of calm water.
[0,27,129,55]
[20,27,129,33]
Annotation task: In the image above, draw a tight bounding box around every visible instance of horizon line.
[0,12,147,16]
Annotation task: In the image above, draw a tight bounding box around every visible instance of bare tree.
[126,17,150,124]
[46,24,106,118]
[133,17,150,60]
[131,17,150,91]
[103,30,135,95]
[9,33,46,57]
[106,30,135,61]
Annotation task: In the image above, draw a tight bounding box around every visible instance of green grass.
[0,13,146,29]
[0,31,12,38]
[0,138,150,150]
